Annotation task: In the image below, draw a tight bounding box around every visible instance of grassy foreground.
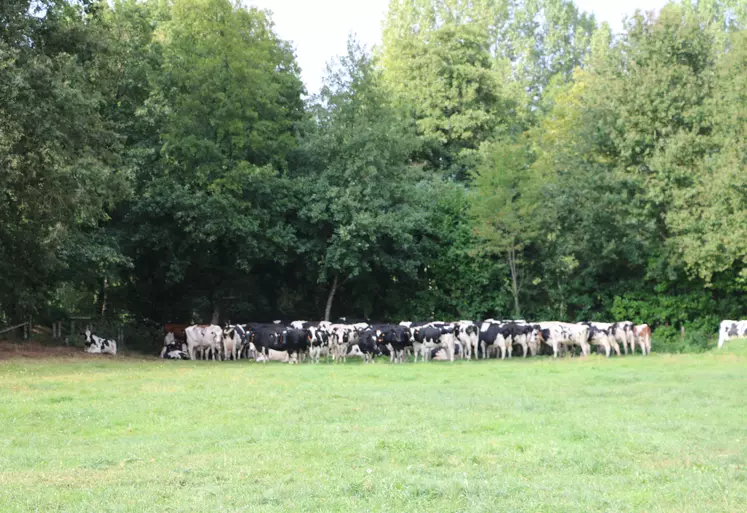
[1,345,746,512]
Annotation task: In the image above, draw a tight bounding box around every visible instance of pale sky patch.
[246,0,669,95]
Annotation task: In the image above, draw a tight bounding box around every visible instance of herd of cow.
[153,319,656,363]
[81,319,747,360]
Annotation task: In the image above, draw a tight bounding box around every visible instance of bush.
[652,324,715,353]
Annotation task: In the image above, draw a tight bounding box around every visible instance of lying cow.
[718,320,747,349]
[255,348,297,363]
[160,332,189,359]
[83,328,117,355]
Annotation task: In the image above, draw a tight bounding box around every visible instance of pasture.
[1,344,746,512]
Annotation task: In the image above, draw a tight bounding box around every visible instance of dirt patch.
[0,340,156,361]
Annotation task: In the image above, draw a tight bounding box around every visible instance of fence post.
[52,323,57,339]
[23,319,29,340]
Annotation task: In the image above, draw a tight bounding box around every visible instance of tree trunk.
[324,274,339,322]
[508,246,521,318]
[99,277,108,316]
[211,302,220,325]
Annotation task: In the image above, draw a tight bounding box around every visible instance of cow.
[222,325,244,360]
[504,322,540,358]
[633,324,652,355]
[163,323,189,344]
[414,324,455,362]
[478,321,508,359]
[83,328,117,355]
[160,332,189,359]
[306,325,330,364]
[246,324,286,363]
[536,322,590,358]
[718,320,747,349]
[185,325,223,361]
[583,322,620,357]
[255,348,296,363]
[281,329,310,363]
[327,323,361,362]
[356,329,381,363]
[374,324,410,363]
[454,321,479,360]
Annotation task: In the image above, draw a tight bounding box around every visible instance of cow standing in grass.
[185,325,223,360]
[718,320,747,349]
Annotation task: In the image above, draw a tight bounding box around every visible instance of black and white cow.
[504,322,539,358]
[247,323,286,363]
[478,321,509,359]
[535,322,590,358]
[454,321,479,360]
[583,322,620,357]
[281,328,310,364]
[83,328,117,355]
[718,320,747,348]
[160,331,189,359]
[375,324,411,363]
[222,325,245,360]
[412,324,455,362]
[301,323,330,364]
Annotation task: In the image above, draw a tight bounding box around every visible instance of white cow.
[255,348,297,363]
[536,322,590,358]
[83,328,117,355]
[185,325,223,360]
[718,320,747,348]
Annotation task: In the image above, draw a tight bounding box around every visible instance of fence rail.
[0,321,30,338]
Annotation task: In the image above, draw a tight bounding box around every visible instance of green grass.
[1,343,746,512]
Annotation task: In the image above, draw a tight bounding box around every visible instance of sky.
[246,0,669,94]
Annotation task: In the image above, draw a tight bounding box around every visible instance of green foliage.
[0,0,131,320]
[1,0,744,346]
[298,39,427,319]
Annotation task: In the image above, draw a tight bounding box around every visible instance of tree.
[470,140,541,317]
[0,0,131,321]
[299,39,425,320]
[121,0,306,323]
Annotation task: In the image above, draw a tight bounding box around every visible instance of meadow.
[1,344,745,512]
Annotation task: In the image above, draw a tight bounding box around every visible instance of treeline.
[1,0,745,339]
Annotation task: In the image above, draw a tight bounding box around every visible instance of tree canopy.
[1,0,744,339]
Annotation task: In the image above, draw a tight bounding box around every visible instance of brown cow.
[163,323,189,343]
[633,324,652,355]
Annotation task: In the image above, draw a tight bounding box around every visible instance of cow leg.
[552,341,559,358]
[611,340,621,357]
[507,340,513,358]
[520,340,528,358]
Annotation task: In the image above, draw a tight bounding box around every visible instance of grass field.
[1,344,746,512]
